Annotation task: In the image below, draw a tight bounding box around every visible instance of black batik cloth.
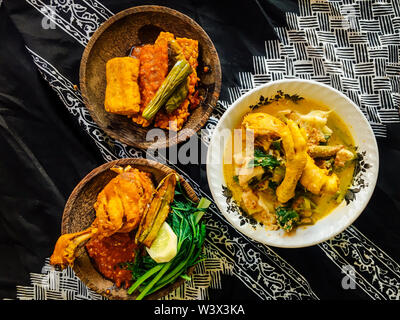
[0,0,399,300]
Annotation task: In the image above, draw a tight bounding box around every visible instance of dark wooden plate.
[79,5,221,150]
[60,158,198,300]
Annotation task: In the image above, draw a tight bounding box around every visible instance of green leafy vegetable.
[248,149,280,169]
[126,183,210,300]
[275,206,299,232]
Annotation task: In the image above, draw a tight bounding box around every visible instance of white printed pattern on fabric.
[17,0,400,300]
[206,0,400,140]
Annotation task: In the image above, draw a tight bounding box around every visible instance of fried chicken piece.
[276,120,307,203]
[242,113,307,203]
[242,112,287,139]
[50,228,98,268]
[300,154,339,194]
[50,166,155,269]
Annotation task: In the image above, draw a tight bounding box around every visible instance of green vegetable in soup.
[275,206,299,232]
[248,149,280,170]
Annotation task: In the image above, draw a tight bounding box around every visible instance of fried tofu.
[104,57,141,116]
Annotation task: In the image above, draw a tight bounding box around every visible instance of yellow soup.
[223,93,356,233]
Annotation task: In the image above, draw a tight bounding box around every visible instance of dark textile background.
[0,0,399,300]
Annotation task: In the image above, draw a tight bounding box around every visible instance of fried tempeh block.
[131,32,174,127]
[104,57,141,116]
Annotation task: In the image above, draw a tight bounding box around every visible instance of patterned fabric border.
[11,0,400,301]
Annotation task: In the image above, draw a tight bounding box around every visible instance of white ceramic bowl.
[207,79,379,248]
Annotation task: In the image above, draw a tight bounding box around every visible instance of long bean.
[135,262,172,300]
[127,264,164,295]
[146,237,197,294]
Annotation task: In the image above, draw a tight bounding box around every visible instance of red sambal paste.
[85,232,137,288]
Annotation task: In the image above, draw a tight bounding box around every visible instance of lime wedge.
[145,222,177,263]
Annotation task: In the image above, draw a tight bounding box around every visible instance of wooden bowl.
[60,158,198,300]
[79,5,221,150]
